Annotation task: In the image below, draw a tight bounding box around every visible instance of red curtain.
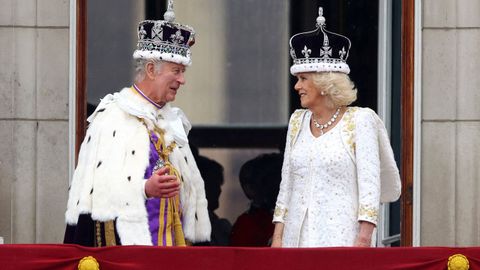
[1,244,480,270]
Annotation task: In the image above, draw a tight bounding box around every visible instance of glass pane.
[86,0,144,115]
[200,148,279,224]
[87,1,290,126]
[173,1,290,126]
[198,148,281,246]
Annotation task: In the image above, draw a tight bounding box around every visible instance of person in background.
[271,7,401,248]
[193,151,232,246]
[231,153,283,246]
[64,3,211,246]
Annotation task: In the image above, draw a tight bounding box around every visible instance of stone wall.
[0,0,70,243]
[421,0,480,246]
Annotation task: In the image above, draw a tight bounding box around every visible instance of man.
[64,7,211,246]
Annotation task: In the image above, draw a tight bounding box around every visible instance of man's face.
[152,61,186,104]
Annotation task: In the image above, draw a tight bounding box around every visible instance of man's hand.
[144,167,180,198]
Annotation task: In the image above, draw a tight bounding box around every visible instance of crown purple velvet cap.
[133,2,195,66]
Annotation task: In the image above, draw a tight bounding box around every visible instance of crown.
[289,7,351,75]
[133,0,195,66]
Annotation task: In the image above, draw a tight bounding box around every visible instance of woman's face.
[294,73,323,109]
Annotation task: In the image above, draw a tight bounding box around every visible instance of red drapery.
[1,244,480,270]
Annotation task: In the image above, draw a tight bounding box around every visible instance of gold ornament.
[78,256,100,270]
[448,254,469,270]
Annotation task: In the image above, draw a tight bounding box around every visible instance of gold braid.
[141,119,186,246]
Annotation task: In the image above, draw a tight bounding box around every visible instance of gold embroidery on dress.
[274,206,288,219]
[342,107,358,155]
[289,110,306,147]
[359,205,378,221]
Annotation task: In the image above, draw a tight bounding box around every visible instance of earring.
[320,91,326,96]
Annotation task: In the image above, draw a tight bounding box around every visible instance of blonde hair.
[311,72,357,108]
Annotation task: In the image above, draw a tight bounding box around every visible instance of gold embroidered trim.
[140,119,186,246]
[140,119,181,181]
[104,221,117,246]
[359,205,378,221]
[289,110,306,147]
[274,206,288,219]
[95,221,102,247]
[342,107,358,155]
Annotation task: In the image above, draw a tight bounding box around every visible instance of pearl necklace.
[312,107,341,135]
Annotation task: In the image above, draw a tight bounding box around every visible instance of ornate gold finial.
[78,256,100,270]
[448,254,469,270]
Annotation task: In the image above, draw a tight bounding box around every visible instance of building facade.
[0,0,479,246]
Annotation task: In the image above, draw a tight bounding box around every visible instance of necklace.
[312,107,341,135]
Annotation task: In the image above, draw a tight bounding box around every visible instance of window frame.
[71,0,416,246]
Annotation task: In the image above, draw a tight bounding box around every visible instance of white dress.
[295,112,358,247]
[273,108,381,247]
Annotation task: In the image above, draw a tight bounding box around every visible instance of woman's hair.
[311,72,357,108]
[133,58,165,83]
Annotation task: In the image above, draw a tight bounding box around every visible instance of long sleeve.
[354,109,381,225]
[273,110,305,223]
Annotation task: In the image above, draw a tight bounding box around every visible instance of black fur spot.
[181,176,184,183]
[87,135,91,143]
[184,156,188,163]
[90,188,93,194]
[76,200,79,205]
[132,150,135,155]
[195,213,198,220]
[68,186,71,191]
[126,202,130,206]
[97,108,105,113]
[113,130,116,137]
[127,176,131,181]
[97,161,102,168]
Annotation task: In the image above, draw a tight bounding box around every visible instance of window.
[77,0,409,246]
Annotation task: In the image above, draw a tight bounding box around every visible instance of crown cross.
[339,47,346,60]
[152,23,163,40]
[170,29,184,44]
[301,45,312,58]
[138,25,147,39]
[320,45,332,58]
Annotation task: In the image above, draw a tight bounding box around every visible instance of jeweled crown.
[289,7,351,75]
[133,0,195,66]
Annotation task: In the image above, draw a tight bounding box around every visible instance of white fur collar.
[89,87,191,147]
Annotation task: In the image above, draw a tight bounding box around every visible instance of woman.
[271,7,400,248]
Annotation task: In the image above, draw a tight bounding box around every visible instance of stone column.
[421,0,480,246]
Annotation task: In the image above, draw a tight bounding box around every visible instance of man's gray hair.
[134,58,165,83]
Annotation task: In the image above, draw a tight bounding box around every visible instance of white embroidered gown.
[275,109,380,247]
